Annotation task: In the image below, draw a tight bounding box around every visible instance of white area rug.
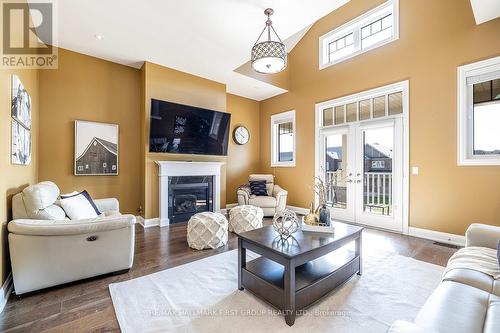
[109,250,443,333]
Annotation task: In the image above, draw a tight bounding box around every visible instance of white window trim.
[457,56,500,166]
[271,110,296,167]
[319,0,399,69]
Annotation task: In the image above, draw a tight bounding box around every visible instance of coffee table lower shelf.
[241,251,360,311]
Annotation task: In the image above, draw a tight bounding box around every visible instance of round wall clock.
[233,126,250,145]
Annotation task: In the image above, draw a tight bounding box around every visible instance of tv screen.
[149,99,231,156]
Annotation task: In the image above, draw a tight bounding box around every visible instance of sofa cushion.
[442,268,495,294]
[249,195,276,208]
[249,181,268,196]
[31,205,67,220]
[415,280,490,333]
[60,190,101,220]
[22,181,60,214]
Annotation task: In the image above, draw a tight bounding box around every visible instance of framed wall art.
[74,120,119,175]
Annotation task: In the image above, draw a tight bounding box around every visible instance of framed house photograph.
[74,120,119,175]
[11,75,32,129]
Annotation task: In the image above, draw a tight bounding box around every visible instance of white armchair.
[8,182,135,295]
[237,174,287,217]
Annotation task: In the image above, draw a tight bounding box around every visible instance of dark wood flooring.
[0,219,458,332]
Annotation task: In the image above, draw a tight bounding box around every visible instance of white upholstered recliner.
[8,182,135,295]
[237,174,287,217]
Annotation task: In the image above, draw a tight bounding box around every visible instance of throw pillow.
[60,190,101,220]
[250,180,268,196]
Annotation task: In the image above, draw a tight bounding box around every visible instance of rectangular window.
[457,56,500,165]
[271,110,296,167]
[278,122,293,162]
[473,79,500,156]
[319,0,399,69]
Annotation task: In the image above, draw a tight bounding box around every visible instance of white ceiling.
[470,0,500,25]
[45,0,349,101]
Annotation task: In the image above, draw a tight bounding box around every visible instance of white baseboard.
[136,216,160,228]
[0,273,13,313]
[286,205,309,215]
[409,227,465,246]
[221,203,238,215]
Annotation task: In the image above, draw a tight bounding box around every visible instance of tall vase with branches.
[312,167,348,225]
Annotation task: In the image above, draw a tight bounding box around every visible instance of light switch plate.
[412,166,419,175]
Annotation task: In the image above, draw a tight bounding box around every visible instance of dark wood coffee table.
[237,222,363,326]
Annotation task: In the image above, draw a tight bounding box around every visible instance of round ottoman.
[229,205,264,234]
[187,212,228,250]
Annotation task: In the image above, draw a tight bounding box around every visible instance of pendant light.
[251,8,287,74]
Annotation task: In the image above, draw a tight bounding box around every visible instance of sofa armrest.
[387,321,438,333]
[237,185,251,205]
[94,198,119,214]
[465,223,500,249]
[272,185,288,213]
[272,185,287,198]
[8,215,135,236]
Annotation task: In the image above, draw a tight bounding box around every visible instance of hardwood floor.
[0,219,458,332]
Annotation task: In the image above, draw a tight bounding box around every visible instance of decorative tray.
[301,218,335,233]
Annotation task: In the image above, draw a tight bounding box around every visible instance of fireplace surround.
[157,161,224,227]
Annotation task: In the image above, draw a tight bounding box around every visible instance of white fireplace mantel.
[156,161,224,227]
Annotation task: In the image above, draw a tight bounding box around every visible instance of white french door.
[319,119,403,232]
[315,81,409,233]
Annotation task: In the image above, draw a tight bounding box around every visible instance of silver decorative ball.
[272,209,299,238]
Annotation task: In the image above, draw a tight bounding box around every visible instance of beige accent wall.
[141,62,260,218]
[0,72,39,284]
[38,48,141,214]
[226,94,261,203]
[260,0,500,235]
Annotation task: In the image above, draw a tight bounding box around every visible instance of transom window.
[271,110,296,167]
[322,90,403,127]
[457,56,500,165]
[328,33,354,63]
[361,14,393,49]
[320,0,399,69]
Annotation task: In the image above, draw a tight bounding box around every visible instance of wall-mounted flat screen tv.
[149,99,231,156]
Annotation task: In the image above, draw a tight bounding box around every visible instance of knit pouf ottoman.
[229,205,264,234]
[187,212,228,250]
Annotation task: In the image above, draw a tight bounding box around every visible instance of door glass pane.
[388,92,403,115]
[363,126,393,216]
[323,107,333,126]
[278,122,293,161]
[346,103,357,122]
[334,105,345,124]
[359,99,371,120]
[373,96,385,118]
[325,134,348,209]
